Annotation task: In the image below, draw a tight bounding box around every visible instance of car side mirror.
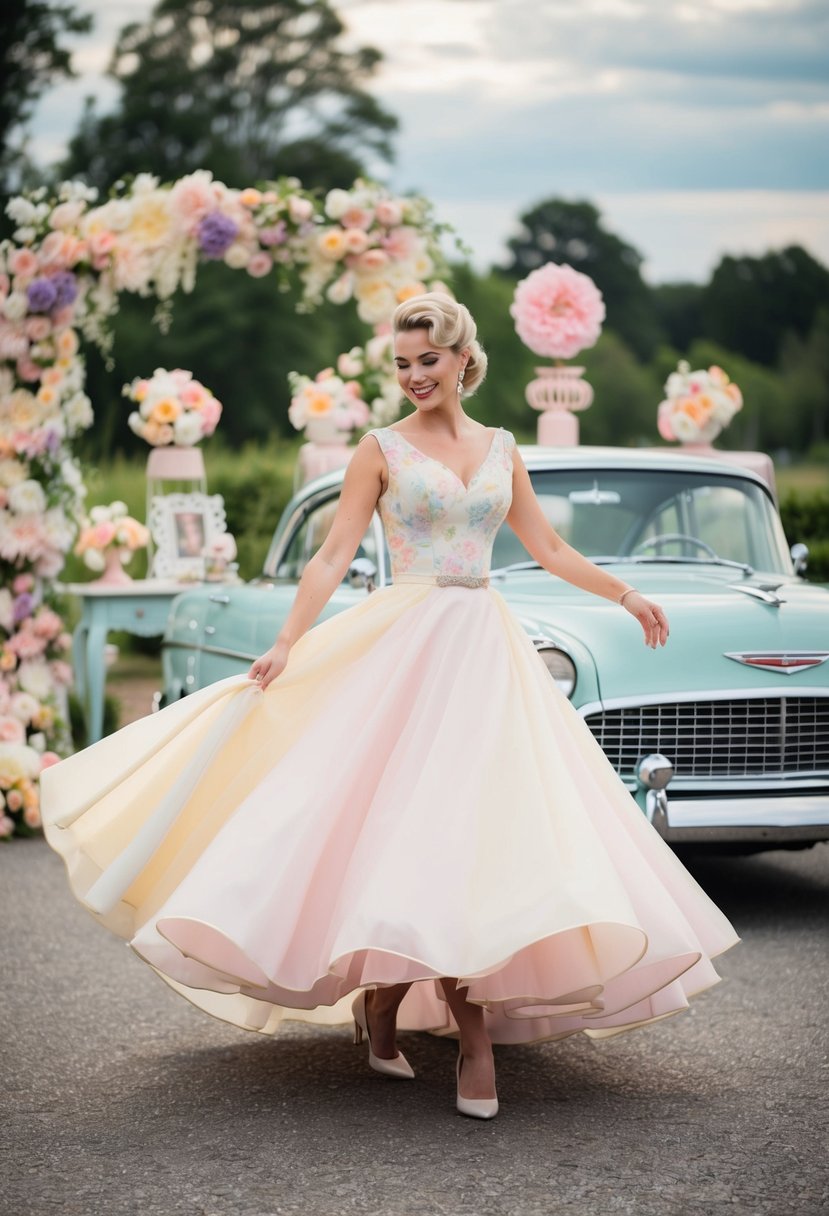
[348,557,377,593]
[790,542,809,576]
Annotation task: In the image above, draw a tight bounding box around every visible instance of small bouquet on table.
[74,502,149,587]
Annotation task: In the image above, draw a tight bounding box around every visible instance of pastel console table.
[66,580,191,745]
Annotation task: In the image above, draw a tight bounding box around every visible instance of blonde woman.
[43,294,738,1122]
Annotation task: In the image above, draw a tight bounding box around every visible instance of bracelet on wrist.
[618,587,638,607]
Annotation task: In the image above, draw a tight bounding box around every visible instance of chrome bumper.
[652,792,829,843]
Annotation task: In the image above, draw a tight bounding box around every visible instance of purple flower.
[27,278,58,313]
[198,212,239,259]
[52,271,78,309]
[12,593,34,624]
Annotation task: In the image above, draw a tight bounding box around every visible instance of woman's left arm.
[505,448,670,650]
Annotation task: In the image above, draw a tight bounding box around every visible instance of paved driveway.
[2,839,826,1216]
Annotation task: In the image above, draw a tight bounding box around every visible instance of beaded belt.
[394,572,490,589]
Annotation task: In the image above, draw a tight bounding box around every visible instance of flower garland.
[0,173,448,837]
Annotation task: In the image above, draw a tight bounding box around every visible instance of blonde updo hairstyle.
[392,293,488,396]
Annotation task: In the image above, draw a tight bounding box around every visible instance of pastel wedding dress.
[42,426,739,1043]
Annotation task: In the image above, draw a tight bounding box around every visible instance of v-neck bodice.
[366,425,516,580]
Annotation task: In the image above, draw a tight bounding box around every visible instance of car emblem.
[724,651,829,675]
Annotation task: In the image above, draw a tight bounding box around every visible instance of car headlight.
[536,646,577,697]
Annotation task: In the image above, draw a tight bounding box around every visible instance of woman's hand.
[248,640,290,690]
[623,592,670,649]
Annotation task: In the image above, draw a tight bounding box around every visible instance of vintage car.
[160,445,829,852]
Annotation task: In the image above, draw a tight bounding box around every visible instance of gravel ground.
[3,834,827,1216]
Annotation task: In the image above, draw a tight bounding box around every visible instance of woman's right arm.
[248,434,386,689]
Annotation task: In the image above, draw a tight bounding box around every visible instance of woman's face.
[393,328,468,413]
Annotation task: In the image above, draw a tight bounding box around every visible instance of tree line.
[2,0,828,461]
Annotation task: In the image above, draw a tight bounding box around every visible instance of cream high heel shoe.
[351,990,415,1080]
[456,1052,498,1119]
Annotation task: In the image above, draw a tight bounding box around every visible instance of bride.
[43,293,738,1122]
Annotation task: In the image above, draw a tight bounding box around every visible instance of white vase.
[525,366,594,446]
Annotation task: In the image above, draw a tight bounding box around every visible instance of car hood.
[496,565,829,706]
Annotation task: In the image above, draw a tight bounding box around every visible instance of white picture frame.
[148,492,227,579]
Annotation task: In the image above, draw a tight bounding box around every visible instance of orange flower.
[150,397,181,424]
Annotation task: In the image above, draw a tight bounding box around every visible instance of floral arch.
[0,171,448,838]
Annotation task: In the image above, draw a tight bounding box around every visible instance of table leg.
[85,621,109,745]
[71,621,88,704]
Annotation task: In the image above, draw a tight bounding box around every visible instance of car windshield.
[491,468,793,576]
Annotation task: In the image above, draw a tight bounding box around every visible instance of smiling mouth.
[411,384,437,399]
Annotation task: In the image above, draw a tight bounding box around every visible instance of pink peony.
[24,316,51,341]
[511,263,606,360]
[375,200,404,228]
[0,716,25,743]
[357,249,389,272]
[341,206,374,231]
[199,396,222,434]
[381,227,419,261]
[246,252,273,278]
[8,248,39,278]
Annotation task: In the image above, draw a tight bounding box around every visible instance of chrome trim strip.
[663,793,829,836]
[578,687,829,718]
[724,651,829,676]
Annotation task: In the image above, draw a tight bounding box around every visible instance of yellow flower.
[150,397,181,424]
[129,194,174,246]
[396,282,427,304]
[56,329,79,358]
[306,391,334,416]
[317,229,347,260]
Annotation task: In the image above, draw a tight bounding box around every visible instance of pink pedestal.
[526,366,593,448]
[146,446,206,480]
[294,440,354,490]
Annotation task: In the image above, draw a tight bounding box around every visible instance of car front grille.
[584,696,829,779]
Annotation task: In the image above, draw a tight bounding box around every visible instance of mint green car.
[161,445,829,852]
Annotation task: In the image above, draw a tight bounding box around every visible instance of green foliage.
[779,491,829,583]
[500,198,664,360]
[60,0,396,193]
[0,0,92,207]
[702,247,829,367]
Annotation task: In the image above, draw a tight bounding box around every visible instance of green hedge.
[779,491,829,583]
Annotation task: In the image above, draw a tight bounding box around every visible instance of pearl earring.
[457,368,466,395]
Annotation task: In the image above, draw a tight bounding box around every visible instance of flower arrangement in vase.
[657,361,743,446]
[288,332,401,487]
[74,501,149,586]
[124,367,222,449]
[510,263,606,446]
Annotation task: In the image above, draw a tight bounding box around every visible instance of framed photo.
[148,492,227,579]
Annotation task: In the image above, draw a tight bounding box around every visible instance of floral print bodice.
[366,426,516,580]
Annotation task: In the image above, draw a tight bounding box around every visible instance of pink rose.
[0,815,14,837]
[0,716,25,743]
[375,200,404,227]
[341,206,374,231]
[40,752,61,770]
[259,223,287,247]
[23,803,42,829]
[381,227,419,261]
[49,200,85,230]
[357,249,389,271]
[8,248,39,278]
[510,263,606,360]
[287,196,314,223]
[342,228,370,255]
[6,790,23,812]
[16,358,41,382]
[246,252,273,278]
[33,609,62,639]
[12,574,34,594]
[199,396,222,434]
[50,660,73,685]
[89,521,117,548]
[24,316,51,341]
[89,231,116,258]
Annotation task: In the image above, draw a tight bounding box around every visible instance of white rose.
[173,412,203,446]
[89,505,111,523]
[132,173,160,195]
[17,660,54,701]
[28,731,46,753]
[326,273,353,305]
[6,197,37,225]
[59,457,83,489]
[324,189,351,220]
[83,549,105,572]
[224,242,251,269]
[0,741,41,781]
[109,500,128,518]
[127,411,145,436]
[0,589,12,632]
[43,508,75,551]
[64,392,93,433]
[8,479,47,515]
[3,292,29,321]
[9,692,39,724]
[670,411,701,443]
[0,459,28,488]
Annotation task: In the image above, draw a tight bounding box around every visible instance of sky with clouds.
[27,0,829,283]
